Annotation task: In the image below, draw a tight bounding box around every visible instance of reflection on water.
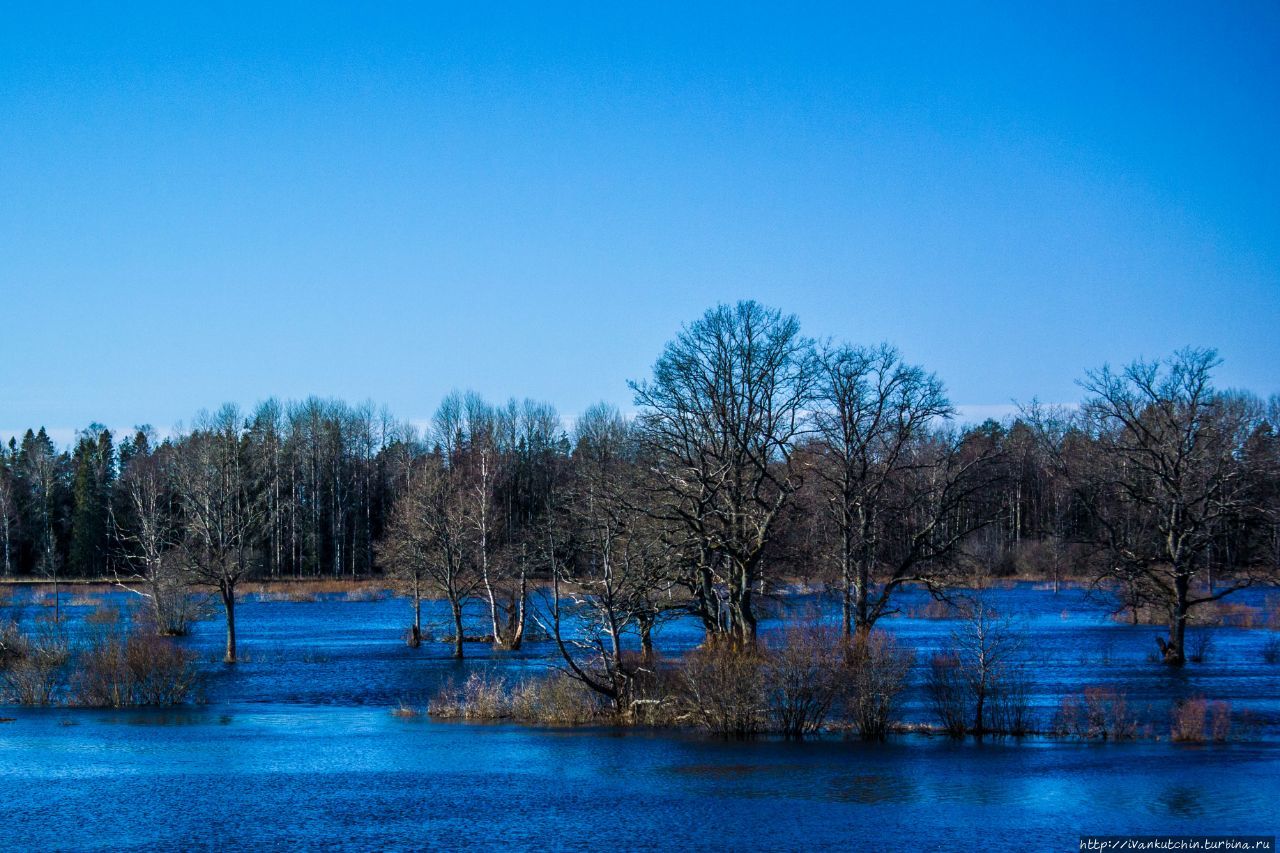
[1156,785,1206,819]
[827,773,918,805]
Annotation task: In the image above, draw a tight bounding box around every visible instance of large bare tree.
[810,343,957,634]
[1064,348,1269,665]
[631,301,815,644]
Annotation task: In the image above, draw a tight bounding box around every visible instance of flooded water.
[1,583,1278,850]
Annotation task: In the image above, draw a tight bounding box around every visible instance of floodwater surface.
[1,583,1277,850]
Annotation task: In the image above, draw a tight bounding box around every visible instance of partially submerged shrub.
[908,600,956,620]
[989,672,1035,737]
[429,670,602,724]
[680,641,767,739]
[510,672,602,724]
[0,615,70,706]
[1170,697,1231,743]
[925,653,969,738]
[1054,687,1139,740]
[843,631,914,741]
[1187,631,1213,664]
[1196,601,1262,629]
[925,600,1031,738]
[72,619,200,707]
[1262,635,1280,665]
[437,672,511,720]
[761,623,844,738]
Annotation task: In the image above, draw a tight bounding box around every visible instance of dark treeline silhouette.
[2,302,1277,668]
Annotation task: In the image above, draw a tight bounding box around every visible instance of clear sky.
[2,2,1278,445]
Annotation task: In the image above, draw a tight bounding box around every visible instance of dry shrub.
[908,600,956,620]
[761,623,844,738]
[1171,697,1231,743]
[438,672,511,719]
[1198,601,1262,629]
[680,641,767,739]
[623,652,684,726]
[1187,631,1214,663]
[250,579,387,601]
[1196,699,1228,741]
[990,672,1035,737]
[84,605,120,626]
[844,631,914,741]
[0,615,70,705]
[344,587,387,602]
[926,653,969,738]
[1054,687,1139,740]
[1170,697,1206,742]
[1265,595,1280,630]
[72,623,200,707]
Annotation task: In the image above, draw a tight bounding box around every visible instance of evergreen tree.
[70,425,115,577]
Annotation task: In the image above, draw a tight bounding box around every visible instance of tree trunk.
[639,616,655,664]
[695,565,719,635]
[1163,573,1190,667]
[507,563,528,650]
[222,584,237,664]
[451,598,465,660]
[410,592,422,648]
[840,524,853,636]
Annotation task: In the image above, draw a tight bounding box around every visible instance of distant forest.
[2,301,1277,667]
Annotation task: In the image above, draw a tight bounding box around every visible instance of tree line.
[2,301,1277,668]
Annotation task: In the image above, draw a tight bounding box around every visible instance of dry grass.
[246,579,391,603]
[428,671,602,724]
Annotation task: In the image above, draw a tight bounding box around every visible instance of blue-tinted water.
[2,583,1278,850]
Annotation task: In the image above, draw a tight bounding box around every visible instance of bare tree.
[1067,349,1268,665]
[541,403,678,713]
[378,454,480,657]
[809,343,955,635]
[114,429,199,635]
[0,456,13,578]
[631,301,815,644]
[175,406,262,664]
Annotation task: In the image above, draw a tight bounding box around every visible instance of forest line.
[2,300,1277,673]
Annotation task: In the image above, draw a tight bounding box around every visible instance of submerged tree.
[1051,349,1271,665]
[378,453,480,657]
[632,301,816,644]
[809,343,955,634]
[174,407,262,664]
[543,403,677,712]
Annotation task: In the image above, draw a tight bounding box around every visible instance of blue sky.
[2,3,1278,445]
